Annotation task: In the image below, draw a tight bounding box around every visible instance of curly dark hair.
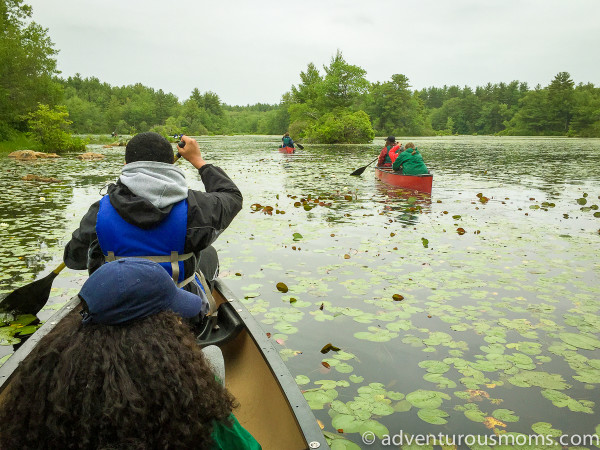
[0,311,236,449]
[125,131,174,164]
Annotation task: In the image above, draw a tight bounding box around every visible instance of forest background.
[2,0,600,152]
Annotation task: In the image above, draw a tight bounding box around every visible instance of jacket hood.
[108,162,189,229]
[119,161,188,209]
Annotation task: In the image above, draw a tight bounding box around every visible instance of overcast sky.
[26,0,600,106]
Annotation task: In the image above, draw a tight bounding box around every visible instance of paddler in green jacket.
[392,142,429,175]
[281,132,295,149]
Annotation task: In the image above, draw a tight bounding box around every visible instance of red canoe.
[279,146,295,154]
[375,167,433,194]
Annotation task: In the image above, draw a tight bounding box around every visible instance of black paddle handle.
[176,140,184,160]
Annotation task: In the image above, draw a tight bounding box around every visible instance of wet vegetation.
[2,135,598,448]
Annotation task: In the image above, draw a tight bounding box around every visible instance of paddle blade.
[350,166,368,176]
[296,143,304,150]
[0,272,59,316]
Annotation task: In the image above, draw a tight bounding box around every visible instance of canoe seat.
[196,302,244,348]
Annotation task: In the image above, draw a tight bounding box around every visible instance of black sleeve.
[185,164,243,252]
[63,200,101,270]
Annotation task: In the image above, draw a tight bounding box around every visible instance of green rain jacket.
[392,148,428,175]
[211,414,262,449]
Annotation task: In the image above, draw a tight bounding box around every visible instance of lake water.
[1,136,600,449]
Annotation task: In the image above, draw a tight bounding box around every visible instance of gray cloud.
[27,0,600,105]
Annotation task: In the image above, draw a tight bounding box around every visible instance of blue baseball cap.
[79,258,203,325]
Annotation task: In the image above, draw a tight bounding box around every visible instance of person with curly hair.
[0,259,261,450]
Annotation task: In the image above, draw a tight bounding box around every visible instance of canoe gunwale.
[375,166,433,194]
[213,279,328,449]
[0,296,80,393]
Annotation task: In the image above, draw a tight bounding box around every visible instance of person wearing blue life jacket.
[63,132,243,321]
[281,132,294,149]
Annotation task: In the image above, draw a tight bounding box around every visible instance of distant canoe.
[375,167,433,194]
[279,146,295,154]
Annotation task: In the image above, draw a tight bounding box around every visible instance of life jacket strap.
[105,251,194,284]
[194,270,217,315]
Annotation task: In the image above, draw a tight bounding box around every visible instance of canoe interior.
[375,167,433,194]
[0,281,328,450]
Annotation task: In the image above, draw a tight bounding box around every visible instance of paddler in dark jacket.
[63,132,243,316]
[281,132,295,149]
[377,136,403,167]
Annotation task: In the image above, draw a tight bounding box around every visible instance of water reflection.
[374,182,433,227]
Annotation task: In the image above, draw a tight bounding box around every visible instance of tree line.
[2,0,600,150]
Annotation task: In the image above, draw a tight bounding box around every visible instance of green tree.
[290,63,322,106]
[366,74,431,135]
[319,50,369,110]
[502,86,551,135]
[0,0,62,139]
[26,103,87,152]
[547,71,575,133]
[305,109,374,144]
[569,83,600,137]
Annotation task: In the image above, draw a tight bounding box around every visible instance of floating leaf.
[418,360,450,374]
[295,375,310,385]
[559,332,600,350]
[276,282,289,293]
[321,343,341,354]
[406,390,450,409]
[508,371,569,390]
[292,232,303,241]
[531,421,562,438]
[392,294,404,301]
[417,408,449,425]
[393,400,412,412]
[331,414,361,433]
[492,408,519,422]
[358,420,389,439]
[464,409,486,422]
[483,416,506,429]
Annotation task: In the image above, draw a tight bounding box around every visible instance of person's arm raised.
[177,135,206,170]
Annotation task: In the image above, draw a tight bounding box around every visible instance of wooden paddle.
[350,157,378,176]
[0,262,66,315]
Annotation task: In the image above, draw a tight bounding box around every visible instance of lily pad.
[492,408,519,423]
[559,332,600,350]
[406,390,450,409]
[531,421,562,438]
[417,408,449,425]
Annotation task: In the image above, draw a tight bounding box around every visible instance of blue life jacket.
[96,196,195,287]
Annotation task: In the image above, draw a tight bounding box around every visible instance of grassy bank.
[0,134,39,154]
